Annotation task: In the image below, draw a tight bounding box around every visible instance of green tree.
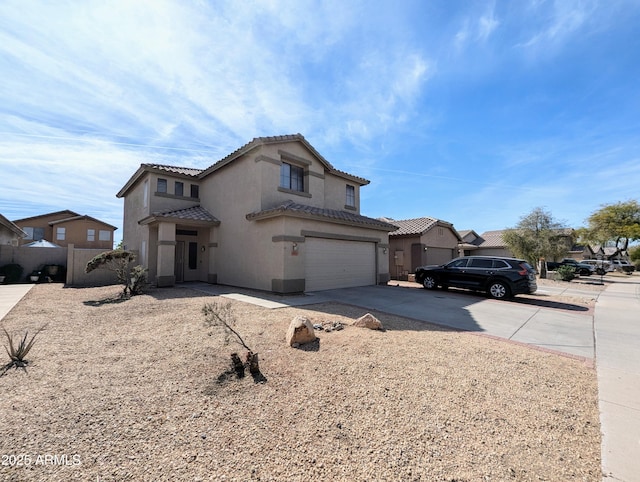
[502,207,571,267]
[629,245,640,269]
[578,200,640,254]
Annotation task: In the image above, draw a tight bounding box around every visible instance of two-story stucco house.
[117,134,396,293]
[13,210,117,249]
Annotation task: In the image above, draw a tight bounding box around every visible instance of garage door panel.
[305,238,375,291]
[426,247,454,266]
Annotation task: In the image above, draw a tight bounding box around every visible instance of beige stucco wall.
[0,227,20,246]
[52,218,114,249]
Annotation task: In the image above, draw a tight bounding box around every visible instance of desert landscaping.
[0,283,601,481]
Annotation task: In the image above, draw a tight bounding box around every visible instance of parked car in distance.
[581,259,613,275]
[610,259,635,274]
[414,256,537,300]
[545,258,594,276]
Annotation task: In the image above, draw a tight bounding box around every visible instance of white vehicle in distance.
[581,259,613,275]
[610,259,635,274]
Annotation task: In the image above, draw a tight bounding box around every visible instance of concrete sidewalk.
[0,284,34,321]
[594,276,640,481]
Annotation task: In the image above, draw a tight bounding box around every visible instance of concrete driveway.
[311,282,596,360]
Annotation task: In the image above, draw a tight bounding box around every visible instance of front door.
[175,241,185,282]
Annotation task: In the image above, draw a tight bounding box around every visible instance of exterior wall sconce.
[382,247,387,254]
[292,242,298,255]
[201,245,206,252]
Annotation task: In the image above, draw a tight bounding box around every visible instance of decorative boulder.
[286,316,317,346]
[353,313,383,330]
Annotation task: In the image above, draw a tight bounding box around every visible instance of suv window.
[448,258,469,268]
[493,259,510,269]
[469,258,493,268]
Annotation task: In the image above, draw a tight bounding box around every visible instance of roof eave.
[246,209,397,232]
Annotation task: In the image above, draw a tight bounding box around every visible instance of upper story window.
[190,184,199,198]
[280,162,304,192]
[157,178,167,193]
[23,227,44,241]
[99,230,111,241]
[56,227,66,241]
[175,181,184,197]
[87,229,95,242]
[143,179,149,208]
[346,185,355,208]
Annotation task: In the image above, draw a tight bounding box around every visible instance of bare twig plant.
[202,302,264,382]
[1,325,47,375]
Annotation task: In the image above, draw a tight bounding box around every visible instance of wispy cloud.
[516,0,598,51]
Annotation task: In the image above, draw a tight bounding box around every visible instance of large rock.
[353,313,383,330]
[286,316,317,346]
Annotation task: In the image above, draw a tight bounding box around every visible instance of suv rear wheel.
[422,275,437,290]
[488,280,510,299]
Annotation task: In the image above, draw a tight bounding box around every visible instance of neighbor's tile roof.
[151,206,220,223]
[387,217,439,236]
[474,230,506,247]
[247,200,397,231]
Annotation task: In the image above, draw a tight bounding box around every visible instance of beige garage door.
[305,238,376,291]
[426,247,455,266]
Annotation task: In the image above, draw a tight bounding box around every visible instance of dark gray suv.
[414,256,537,300]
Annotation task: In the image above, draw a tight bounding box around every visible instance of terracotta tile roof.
[247,200,397,231]
[152,206,219,223]
[143,163,203,177]
[201,134,369,185]
[387,217,439,236]
[474,230,506,247]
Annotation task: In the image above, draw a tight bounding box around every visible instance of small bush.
[0,264,24,284]
[1,325,46,375]
[130,265,148,295]
[556,265,576,281]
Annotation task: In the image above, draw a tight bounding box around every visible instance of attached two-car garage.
[304,237,376,291]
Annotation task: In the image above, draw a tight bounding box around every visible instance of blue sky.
[1,0,639,246]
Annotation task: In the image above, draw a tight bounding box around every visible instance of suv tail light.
[518,263,529,276]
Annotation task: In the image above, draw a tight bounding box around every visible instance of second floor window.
[280,162,304,192]
[56,227,66,240]
[175,181,184,196]
[190,184,199,198]
[346,185,355,207]
[157,178,167,193]
[87,229,95,241]
[99,230,111,241]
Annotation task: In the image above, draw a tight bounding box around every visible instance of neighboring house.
[457,229,481,256]
[592,245,630,261]
[0,213,27,246]
[464,228,578,260]
[116,134,397,293]
[467,230,513,258]
[384,217,462,278]
[569,244,595,260]
[13,210,116,249]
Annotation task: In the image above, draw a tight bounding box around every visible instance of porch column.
[207,225,218,284]
[156,222,176,287]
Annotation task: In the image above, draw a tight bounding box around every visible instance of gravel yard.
[0,283,601,481]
